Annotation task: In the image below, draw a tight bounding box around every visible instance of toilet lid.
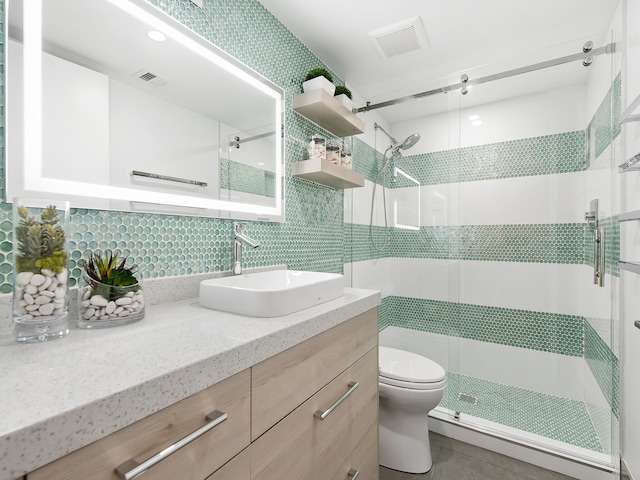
[379,346,446,383]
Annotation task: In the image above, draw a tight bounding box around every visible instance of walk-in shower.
[349,33,619,475]
[369,123,420,251]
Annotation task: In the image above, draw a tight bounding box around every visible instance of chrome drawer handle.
[115,410,228,480]
[314,382,359,420]
[348,468,360,479]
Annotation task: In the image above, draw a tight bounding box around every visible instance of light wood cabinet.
[27,370,251,480]
[251,309,379,480]
[26,308,379,480]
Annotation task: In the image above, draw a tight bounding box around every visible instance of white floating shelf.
[292,90,365,137]
[292,158,364,189]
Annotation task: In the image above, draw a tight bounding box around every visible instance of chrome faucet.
[232,222,259,275]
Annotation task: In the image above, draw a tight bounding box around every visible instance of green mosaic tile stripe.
[585,321,619,417]
[452,223,585,264]
[441,373,604,452]
[380,296,584,357]
[398,131,586,187]
[220,159,275,198]
[347,223,584,264]
[378,296,393,331]
[589,73,622,160]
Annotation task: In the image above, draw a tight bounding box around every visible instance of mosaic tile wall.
[380,296,585,357]
[397,130,586,187]
[0,0,353,293]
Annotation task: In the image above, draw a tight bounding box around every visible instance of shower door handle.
[594,227,605,287]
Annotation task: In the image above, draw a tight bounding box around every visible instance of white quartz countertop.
[0,287,380,480]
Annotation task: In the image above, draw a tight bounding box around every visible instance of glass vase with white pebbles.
[12,198,70,343]
[78,251,145,329]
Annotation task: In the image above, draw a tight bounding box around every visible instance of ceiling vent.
[369,17,429,59]
[133,69,169,86]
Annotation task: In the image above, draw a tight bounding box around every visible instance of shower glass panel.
[437,33,618,469]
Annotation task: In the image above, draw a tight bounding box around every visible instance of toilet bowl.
[378,346,447,474]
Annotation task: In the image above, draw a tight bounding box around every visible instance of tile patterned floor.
[440,373,604,453]
[380,433,578,480]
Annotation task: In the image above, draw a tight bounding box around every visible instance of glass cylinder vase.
[77,271,145,329]
[12,198,70,343]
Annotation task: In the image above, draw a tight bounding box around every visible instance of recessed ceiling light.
[257,162,265,166]
[148,30,166,42]
[468,115,480,121]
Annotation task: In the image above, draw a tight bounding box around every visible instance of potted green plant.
[78,250,145,328]
[334,85,353,110]
[302,67,335,95]
[12,198,70,343]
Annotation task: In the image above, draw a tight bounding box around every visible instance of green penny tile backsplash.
[397,131,586,187]
[380,296,584,357]
[442,373,604,452]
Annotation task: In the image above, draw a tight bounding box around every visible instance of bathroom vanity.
[0,287,379,480]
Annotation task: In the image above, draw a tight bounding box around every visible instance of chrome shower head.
[390,133,420,157]
[398,133,420,150]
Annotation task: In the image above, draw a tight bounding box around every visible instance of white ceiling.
[257,0,620,124]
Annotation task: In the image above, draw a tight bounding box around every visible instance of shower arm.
[374,123,397,145]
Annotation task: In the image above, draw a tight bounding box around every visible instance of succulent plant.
[84,250,139,288]
[334,85,353,99]
[304,67,334,83]
[14,205,67,273]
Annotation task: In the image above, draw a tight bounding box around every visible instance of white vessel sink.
[199,270,345,317]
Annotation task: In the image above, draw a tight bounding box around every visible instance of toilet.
[378,346,447,473]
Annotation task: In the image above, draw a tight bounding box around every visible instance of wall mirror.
[6,0,284,221]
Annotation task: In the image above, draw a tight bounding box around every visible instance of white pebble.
[105,302,116,314]
[23,314,34,320]
[115,297,132,306]
[81,300,91,308]
[90,295,108,307]
[35,295,52,305]
[130,302,140,311]
[38,303,55,316]
[82,289,91,300]
[54,287,66,299]
[25,284,38,295]
[23,293,35,305]
[57,269,68,284]
[41,269,55,277]
[83,308,96,320]
[26,304,40,312]
[16,272,34,286]
[47,282,58,292]
[30,274,45,286]
[125,291,135,298]
[39,290,55,298]
[39,277,53,291]
[118,311,131,317]
[114,306,124,315]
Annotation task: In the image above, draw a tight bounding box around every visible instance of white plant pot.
[334,94,353,111]
[302,76,336,95]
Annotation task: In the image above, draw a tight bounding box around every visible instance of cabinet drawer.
[252,347,378,480]
[252,308,378,440]
[28,369,251,480]
[206,448,250,480]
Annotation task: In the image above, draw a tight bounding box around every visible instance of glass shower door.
[440,34,618,469]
